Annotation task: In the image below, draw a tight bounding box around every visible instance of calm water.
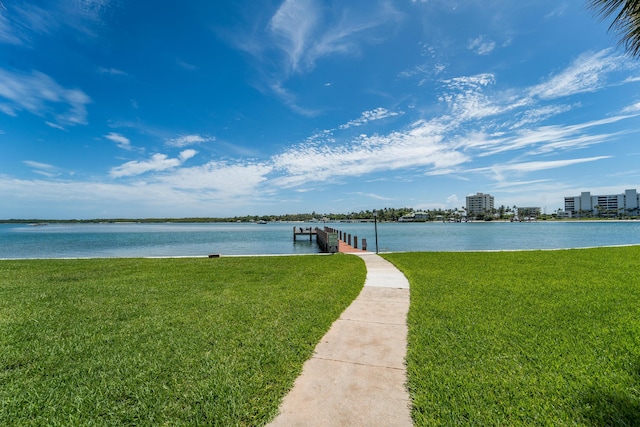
[1,221,640,259]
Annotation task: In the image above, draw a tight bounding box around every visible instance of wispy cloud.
[269,0,320,74]
[468,35,495,55]
[476,156,612,178]
[0,9,23,44]
[350,191,392,201]
[23,160,61,178]
[0,68,91,126]
[622,102,640,113]
[235,0,403,111]
[529,49,629,100]
[0,1,118,47]
[109,150,197,178]
[166,135,215,148]
[267,0,402,75]
[98,67,127,76]
[45,121,66,131]
[105,132,133,150]
[158,161,272,196]
[339,108,403,130]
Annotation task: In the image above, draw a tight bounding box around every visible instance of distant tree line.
[4,204,636,224]
[0,207,414,223]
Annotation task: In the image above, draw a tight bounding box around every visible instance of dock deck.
[292,226,318,241]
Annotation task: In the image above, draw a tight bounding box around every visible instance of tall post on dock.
[373,210,379,254]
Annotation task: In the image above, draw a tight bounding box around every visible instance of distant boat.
[258,220,268,224]
[28,223,48,226]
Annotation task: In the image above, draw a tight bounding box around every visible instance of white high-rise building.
[466,192,494,216]
[564,189,639,217]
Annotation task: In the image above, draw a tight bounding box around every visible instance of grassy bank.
[0,255,365,426]
[384,247,640,426]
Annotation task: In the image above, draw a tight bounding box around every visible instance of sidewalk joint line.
[311,356,406,371]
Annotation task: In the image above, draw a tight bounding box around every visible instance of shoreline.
[3,242,640,261]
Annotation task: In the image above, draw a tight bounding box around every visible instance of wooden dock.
[293,226,368,254]
[293,226,318,242]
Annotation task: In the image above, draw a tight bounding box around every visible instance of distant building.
[517,207,541,219]
[564,189,639,217]
[398,211,429,222]
[414,211,429,222]
[466,193,494,217]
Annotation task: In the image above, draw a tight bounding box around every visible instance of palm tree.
[590,0,640,57]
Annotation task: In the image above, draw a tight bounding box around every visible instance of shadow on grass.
[580,364,640,426]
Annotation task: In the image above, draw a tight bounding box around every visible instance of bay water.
[1,221,640,259]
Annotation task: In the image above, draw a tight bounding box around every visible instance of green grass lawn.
[0,255,365,426]
[384,247,640,426]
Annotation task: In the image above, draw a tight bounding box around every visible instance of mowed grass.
[0,255,365,426]
[384,246,640,426]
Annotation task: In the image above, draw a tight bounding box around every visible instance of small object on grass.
[208,253,221,258]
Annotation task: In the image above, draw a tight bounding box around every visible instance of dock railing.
[292,225,366,253]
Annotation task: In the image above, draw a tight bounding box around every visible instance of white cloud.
[0,10,23,44]
[438,73,519,122]
[622,102,640,113]
[166,134,215,147]
[269,0,320,73]
[0,1,118,48]
[468,35,495,55]
[179,149,197,161]
[109,150,197,178]
[491,157,612,174]
[23,160,60,178]
[339,108,403,130]
[267,0,401,75]
[467,156,612,183]
[45,121,66,130]
[23,160,56,170]
[234,0,402,111]
[510,105,574,129]
[529,49,627,100]
[105,132,132,150]
[98,67,127,75]
[159,161,272,195]
[270,123,469,189]
[0,69,91,126]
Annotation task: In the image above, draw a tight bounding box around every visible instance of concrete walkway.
[268,252,412,426]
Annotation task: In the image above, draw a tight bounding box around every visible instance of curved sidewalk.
[268,252,412,426]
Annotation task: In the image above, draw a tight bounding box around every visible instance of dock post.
[354,236,358,249]
[362,238,367,251]
[293,226,296,242]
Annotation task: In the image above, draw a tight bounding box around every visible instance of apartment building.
[466,192,494,216]
[564,189,639,217]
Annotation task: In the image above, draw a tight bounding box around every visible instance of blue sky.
[1,0,640,219]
